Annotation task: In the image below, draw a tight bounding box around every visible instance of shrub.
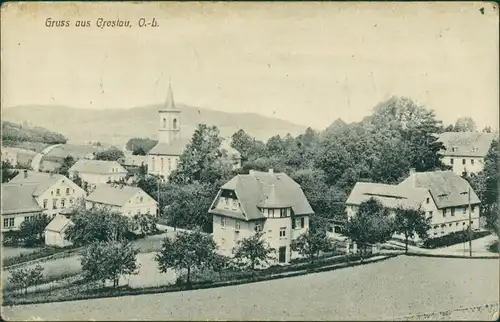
[423,230,492,249]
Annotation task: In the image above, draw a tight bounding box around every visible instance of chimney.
[409,168,416,187]
[269,169,274,175]
[24,169,28,179]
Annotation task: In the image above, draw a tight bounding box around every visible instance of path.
[31,144,62,171]
[3,256,498,321]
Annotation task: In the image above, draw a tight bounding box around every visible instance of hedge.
[422,230,491,249]
[2,254,397,307]
[3,246,83,269]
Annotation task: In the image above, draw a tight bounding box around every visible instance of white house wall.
[441,155,486,175]
[147,155,180,180]
[35,177,86,218]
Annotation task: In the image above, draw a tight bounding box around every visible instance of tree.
[80,240,140,288]
[8,264,44,295]
[131,213,159,236]
[57,156,76,177]
[132,146,147,156]
[126,137,158,154]
[232,231,275,270]
[155,230,217,285]
[453,117,477,132]
[393,206,431,253]
[65,206,131,246]
[345,198,395,258]
[18,214,52,247]
[482,126,493,133]
[291,229,334,264]
[1,160,19,183]
[169,124,231,185]
[94,148,125,161]
[230,129,266,162]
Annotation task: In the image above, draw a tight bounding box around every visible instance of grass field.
[2,256,498,321]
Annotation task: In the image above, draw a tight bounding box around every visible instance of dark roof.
[210,170,314,221]
[86,184,156,207]
[44,144,105,159]
[399,171,480,208]
[438,132,496,157]
[68,159,127,175]
[8,171,65,197]
[147,138,190,156]
[1,183,44,215]
[258,184,292,208]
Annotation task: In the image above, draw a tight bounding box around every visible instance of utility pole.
[157,176,160,218]
[468,186,472,257]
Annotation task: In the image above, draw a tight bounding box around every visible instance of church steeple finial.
[161,80,176,111]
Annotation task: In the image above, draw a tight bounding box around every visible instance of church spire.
[161,80,176,111]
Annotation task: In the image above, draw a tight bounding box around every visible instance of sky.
[1,2,499,130]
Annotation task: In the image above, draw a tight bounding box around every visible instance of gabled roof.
[68,159,127,175]
[119,155,147,167]
[8,171,66,197]
[399,171,480,208]
[438,132,496,157]
[210,170,314,221]
[147,138,190,156]
[1,183,44,215]
[346,182,428,209]
[86,184,156,207]
[45,214,73,233]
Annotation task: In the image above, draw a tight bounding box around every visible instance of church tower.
[158,82,181,145]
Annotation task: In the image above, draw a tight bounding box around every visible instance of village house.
[346,169,481,241]
[147,82,242,180]
[437,132,496,176]
[67,159,128,190]
[1,170,85,232]
[1,146,37,168]
[85,183,157,218]
[44,212,74,248]
[209,169,314,264]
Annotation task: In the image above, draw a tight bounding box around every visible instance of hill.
[1,121,67,152]
[2,104,309,146]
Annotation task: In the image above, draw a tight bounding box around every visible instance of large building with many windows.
[209,169,314,264]
[346,169,481,241]
[437,132,496,176]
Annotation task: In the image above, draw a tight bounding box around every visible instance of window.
[471,159,475,165]
[53,199,58,209]
[168,158,172,172]
[70,198,74,204]
[463,222,466,225]
[3,218,14,228]
[56,189,60,196]
[451,208,455,216]
[429,211,433,218]
[450,158,454,165]
[471,205,475,212]
[443,209,447,217]
[292,219,296,229]
[61,198,66,207]
[161,158,164,171]
[451,147,456,152]
[173,119,178,129]
[462,207,467,214]
[232,199,238,210]
[456,222,459,226]
[43,199,48,209]
[279,227,286,237]
[66,188,70,195]
[462,159,466,165]
[221,217,226,228]
[448,223,452,227]
[426,198,430,204]
[280,208,287,218]
[433,225,438,229]
[255,222,262,232]
[235,221,240,230]
[162,118,167,128]
[140,197,144,203]
[152,157,155,172]
[301,217,305,228]
[51,190,54,196]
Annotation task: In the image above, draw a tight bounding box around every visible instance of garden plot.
[3,256,498,321]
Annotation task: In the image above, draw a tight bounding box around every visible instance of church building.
[147,83,242,180]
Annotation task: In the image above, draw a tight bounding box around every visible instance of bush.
[3,246,80,268]
[423,230,492,249]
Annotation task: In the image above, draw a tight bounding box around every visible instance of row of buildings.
[1,84,495,264]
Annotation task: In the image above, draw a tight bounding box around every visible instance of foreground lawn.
[2,256,498,321]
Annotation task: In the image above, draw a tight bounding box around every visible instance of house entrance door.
[278,246,286,263]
